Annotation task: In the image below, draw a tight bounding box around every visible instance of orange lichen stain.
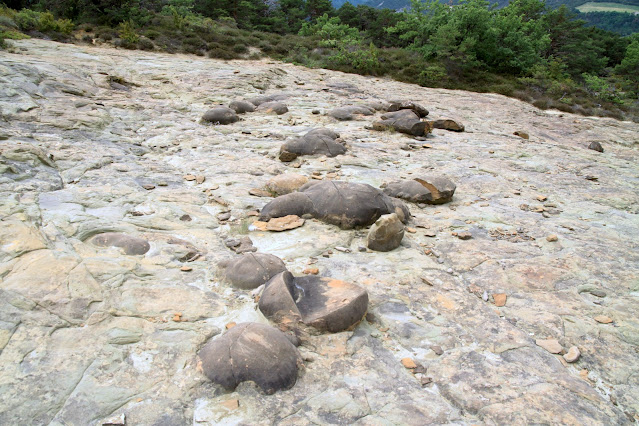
[436,294,456,310]
[327,279,347,288]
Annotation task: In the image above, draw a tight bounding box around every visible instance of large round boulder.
[279,128,346,160]
[260,180,410,229]
[259,272,368,333]
[257,101,288,115]
[198,322,301,394]
[202,107,239,125]
[218,253,287,290]
[228,100,256,114]
[383,176,456,205]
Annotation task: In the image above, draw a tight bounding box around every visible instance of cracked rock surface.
[1,39,639,425]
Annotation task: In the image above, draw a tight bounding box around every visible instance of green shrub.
[138,38,154,50]
[0,15,17,30]
[232,43,248,54]
[118,20,139,44]
[208,47,238,60]
[14,9,39,31]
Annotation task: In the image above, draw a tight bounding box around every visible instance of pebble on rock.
[367,213,405,252]
[564,346,581,363]
[493,293,507,307]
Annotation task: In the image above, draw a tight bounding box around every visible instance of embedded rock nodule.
[279,128,346,159]
[89,232,150,255]
[383,176,456,205]
[258,271,369,332]
[218,253,287,290]
[198,322,301,394]
[202,107,239,124]
[260,180,410,229]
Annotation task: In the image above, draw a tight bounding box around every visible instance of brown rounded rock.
[198,322,301,394]
[89,232,150,255]
[218,253,287,290]
[202,107,239,125]
[367,213,405,252]
[259,271,368,333]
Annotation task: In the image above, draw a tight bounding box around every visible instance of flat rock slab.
[198,322,301,394]
[260,180,410,229]
[218,252,287,290]
[383,176,456,205]
[259,271,369,332]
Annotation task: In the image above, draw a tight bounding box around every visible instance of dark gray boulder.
[260,180,410,229]
[218,253,287,290]
[229,100,256,114]
[246,93,288,106]
[259,271,369,333]
[431,119,465,132]
[328,105,375,121]
[198,322,301,394]
[257,101,288,115]
[89,232,150,255]
[279,128,346,160]
[383,176,456,205]
[372,109,428,136]
[588,141,604,153]
[387,100,429,118]
[202,107,239,125]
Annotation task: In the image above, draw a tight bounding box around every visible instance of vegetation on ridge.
[0,0,638,121]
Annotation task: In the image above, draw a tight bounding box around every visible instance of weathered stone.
[513,131,529,139]
[431,119,465,132]
[88,232,150,255]
[252,215,305,232]
[202,107,239,124]
[383,176,456,205]
[229,100,256,114]
[198,322,301,394]
[372,113,428,136]
[564,346,581,363]
[387,100,429,117]
[259,271,369,332]
[280,128,346,158]
[367,213,404,252]
[588,141,604,153]
[327,105,375,121]
[260,181,410,229]
[257,101,288,115]
[535,338,563,354]
[493,293,507,307]
[246,93,288,106]
[218,253,287,290]
[265,173,308,196]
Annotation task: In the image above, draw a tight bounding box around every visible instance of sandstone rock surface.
[1,39,637,425]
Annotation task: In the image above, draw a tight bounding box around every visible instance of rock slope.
[1,39,638,425]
